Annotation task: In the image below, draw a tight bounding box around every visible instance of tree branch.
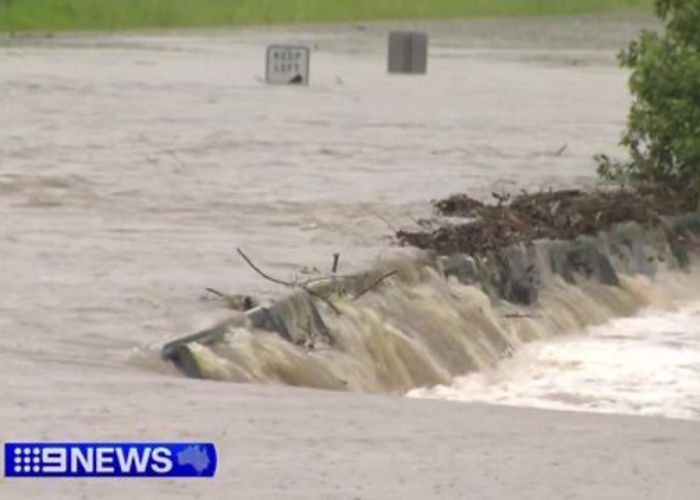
[353,270,398,301]
[236,248,293,287]
[237,247,342,314]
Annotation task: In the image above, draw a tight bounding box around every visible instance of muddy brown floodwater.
[4,13,699,500]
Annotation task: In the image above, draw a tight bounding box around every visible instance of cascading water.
[151,214,700,420]
[409,298,700,420]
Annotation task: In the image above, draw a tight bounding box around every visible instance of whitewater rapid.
[410,298,700,420]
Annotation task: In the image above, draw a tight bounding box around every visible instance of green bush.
[597,0,700,200]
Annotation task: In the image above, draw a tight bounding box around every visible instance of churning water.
[409,290,700,421]
[162,248,700,421]
[2,13,698,450]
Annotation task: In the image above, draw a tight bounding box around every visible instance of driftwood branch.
[353,270,398,301]
[236,248,342,314]
[301,274,355,286]
[205,287,227,298]
[236,248,398,313]
[304,286,341,315]
[236,248,292,287]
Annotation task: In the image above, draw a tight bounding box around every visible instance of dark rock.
[165,345,203,379]
[248,307,292,342]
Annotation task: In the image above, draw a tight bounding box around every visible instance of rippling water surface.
[1,17,644,356]
[5,14,700,500]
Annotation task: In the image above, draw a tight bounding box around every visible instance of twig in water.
[236,247,342,314]
[503,313,540,319]
[301,274,354,286]
[353,270,398,301]
[236,248,292,287]
[205,287,227,298]
[332,253,340,273]
[304,286,341,315]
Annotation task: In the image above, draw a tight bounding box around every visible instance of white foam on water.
[409,301,700,420]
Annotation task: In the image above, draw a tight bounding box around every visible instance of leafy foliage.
[597,0,700,199]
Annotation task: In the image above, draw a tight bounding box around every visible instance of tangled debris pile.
[397,184,698,256]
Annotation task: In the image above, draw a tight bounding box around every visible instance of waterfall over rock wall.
[160,213,700,394]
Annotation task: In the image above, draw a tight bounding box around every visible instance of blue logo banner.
[4,442,217,478]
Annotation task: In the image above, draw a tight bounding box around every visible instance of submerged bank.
[0,0,653,33]
[155,186,700,402]
[5,19,700,500]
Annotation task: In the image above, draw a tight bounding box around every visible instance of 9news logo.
[4,443,217,478]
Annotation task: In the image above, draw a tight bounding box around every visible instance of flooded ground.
[4,13,699,499]
[0,14,656,351]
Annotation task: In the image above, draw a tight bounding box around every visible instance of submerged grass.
[0,0,652,32]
